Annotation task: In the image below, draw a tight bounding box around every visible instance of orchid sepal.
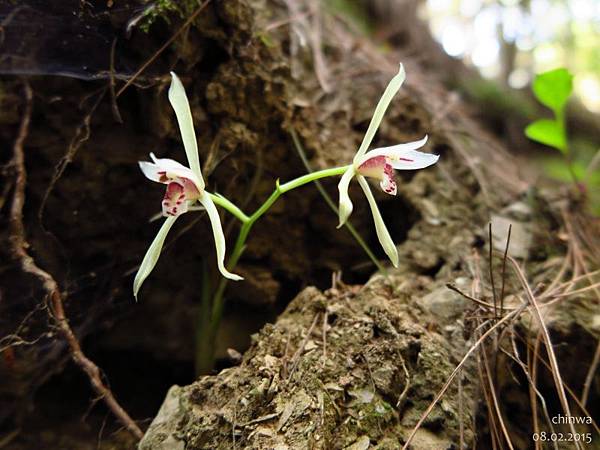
[353,63,406,163]
[337,167,355,228]
[198,192,244,281]
[168,72,204,187]
[357,175,399,267]
[133,215,178,301]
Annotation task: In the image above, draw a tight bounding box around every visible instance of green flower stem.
[289,128,386,273]
[208,193,250,223]
[279,166,351,193]
[195,165,350,374]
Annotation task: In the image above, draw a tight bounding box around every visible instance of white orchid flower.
[337,64,439,267]
[134,72,242,300]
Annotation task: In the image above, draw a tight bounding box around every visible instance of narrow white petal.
[168,72,205,188]
[360,136,438,170]
[359,135,427,161]
[138,161,162,182]
[337,167,355,228]
[144,153,204,189]
[198,192,243,281]
[133,215,178,300]
[357,176,399,267]
[354,63,406,162]
[388,150,439,170]
[150,153,193,172]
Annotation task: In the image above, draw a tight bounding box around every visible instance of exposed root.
[38,88,106,223]
[7,82,143,441]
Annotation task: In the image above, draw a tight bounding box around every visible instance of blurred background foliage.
[329,0,600,213]
[330,0,599,117]
[425,0,600,113]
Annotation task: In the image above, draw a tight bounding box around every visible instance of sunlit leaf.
[525,119,567,153]
[532,68,573,114]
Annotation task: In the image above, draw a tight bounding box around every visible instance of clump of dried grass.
[402,216,599,449]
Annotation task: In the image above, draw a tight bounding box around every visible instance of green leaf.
[532,68,573,114]
[525,119,567,153]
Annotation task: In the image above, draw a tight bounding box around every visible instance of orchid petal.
[168,72,204,188]
[357,175,399,267]
[198,192,243,281]
[138,161,164,183]
[360,136,438,170]
[358,135,427,161]
[149,153,192,172]
[133,215,178,301]
[387,149,439,170]
[139,154,203,189]
[354,63,406,162]
[337,167,355,228]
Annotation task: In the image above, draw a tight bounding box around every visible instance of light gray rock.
[139,385,186,450]
[490,215,532,259]
[417,284,469,321]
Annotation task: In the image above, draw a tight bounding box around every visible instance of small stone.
[418,287,467,321]
[227,348,243,363]
[304,340,318,351]
[345,435,370,450]
[503,201,532,221]
[348,388,374,404]
[139,385,186,450]
[490,215,532,259]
